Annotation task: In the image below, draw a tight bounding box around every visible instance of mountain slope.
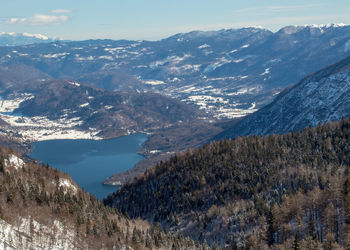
[0,32,55,46]
[215,54,350,140]
[105,117,350,248]
[1,25,350,118]
[0,78,211,141]
[0,145,204,249]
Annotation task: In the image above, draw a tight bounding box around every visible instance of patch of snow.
[227,88,248,96]
[144,80,166,85]
[306,23,347,29]
[226,86,259,96]
[249,102,256,110]
[0,113,102,141]
[215,104,258,119]
[98,55,114,60]
[22,32,49,40]
[204,57,231,73]
[198,44,211,49]
[260,68,271,76]
[0,93,34,113]
[4,154,25,170]
[203,50,213,56]
[170,77,180,82]
[69,81,80,87]
[150,54,192,68]
[149,150,161,154]
[79,102,89,108]
[104,47,125,53]
[0,217,80,249]
[59,178,77,194]
[167,64,201,74]
[187,95,229,109]
[42,52,69,58]
[207,77,236,81]
[75,55,94,61]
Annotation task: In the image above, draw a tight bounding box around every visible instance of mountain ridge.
[0,32,58,46]
[105,117,350,248]
[215,54,350,140]
[1,24,350,119]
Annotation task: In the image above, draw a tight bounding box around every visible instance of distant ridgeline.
[215,53,350,140]
[0,147,205,249]
[1,25,350,119]
[105,117,350,248]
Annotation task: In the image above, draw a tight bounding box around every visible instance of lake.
[30,133,147,199]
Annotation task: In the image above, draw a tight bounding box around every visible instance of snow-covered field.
[0,93,34,113]
[0,93,102,142]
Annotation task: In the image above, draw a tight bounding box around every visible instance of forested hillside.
[0,147,204,249]
[106,117,350,248]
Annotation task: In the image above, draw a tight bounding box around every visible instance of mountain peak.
[22,32,49,40]
[0,32,55,46]
[278,23,350,35]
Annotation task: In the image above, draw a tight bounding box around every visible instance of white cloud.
[51,9,72,14]
[9,14,68,25]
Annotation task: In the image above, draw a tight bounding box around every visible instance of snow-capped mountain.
[0,32,55,46]
[1,25,350,119]
[215,54,350,139]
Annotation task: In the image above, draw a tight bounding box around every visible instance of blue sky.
[1,0,350,40]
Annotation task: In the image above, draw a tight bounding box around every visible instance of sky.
[1,0,350,41]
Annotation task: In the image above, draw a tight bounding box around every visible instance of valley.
[1,23,350,249]
[1,24,350,187]
[30,133,147,199]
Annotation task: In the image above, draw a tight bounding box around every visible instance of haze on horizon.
[1,0,350,41]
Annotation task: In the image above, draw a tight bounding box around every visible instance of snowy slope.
[0,217,79,249]
[216,55,350,139]
[0,32,55,46]
[1,25,350,119]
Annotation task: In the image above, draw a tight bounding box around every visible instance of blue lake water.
[30,133,147,199]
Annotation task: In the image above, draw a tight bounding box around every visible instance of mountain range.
[215,53,350,139]
[2,24,350,249]
[1,24,350,120]
[0,32,56,46]
[2,24,350,186]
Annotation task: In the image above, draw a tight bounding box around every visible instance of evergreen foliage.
[105,117,350,248]
[0,147,204,249]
